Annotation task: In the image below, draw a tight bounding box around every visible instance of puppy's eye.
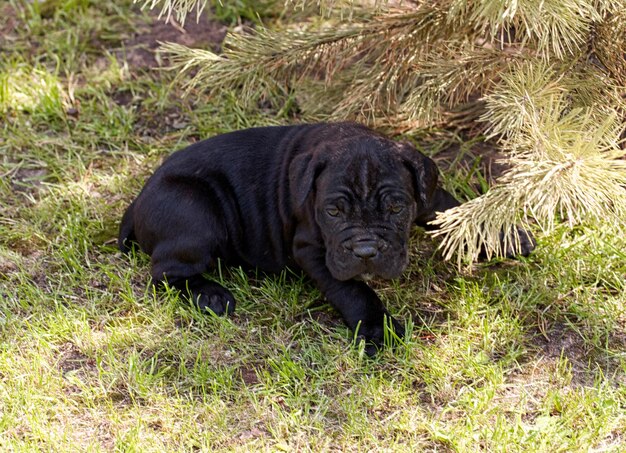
[389,204,404,214]
[326,207,340,217]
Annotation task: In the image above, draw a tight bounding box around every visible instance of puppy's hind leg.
[146,200,236,316]
[150,241,236,316]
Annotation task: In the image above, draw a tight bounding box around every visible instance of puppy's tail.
[118,202,137,254]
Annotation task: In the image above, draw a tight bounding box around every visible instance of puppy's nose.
[351,239,379,260]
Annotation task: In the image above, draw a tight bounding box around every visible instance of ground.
[1,1,625,451]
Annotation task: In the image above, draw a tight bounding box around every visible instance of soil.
[0,4,17,41]
[120,9,228,71]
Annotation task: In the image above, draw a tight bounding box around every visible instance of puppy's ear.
[289,151,327,208]
[400,144,439,209]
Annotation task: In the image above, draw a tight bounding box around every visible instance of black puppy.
[119,122,533,353]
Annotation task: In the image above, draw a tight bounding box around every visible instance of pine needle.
[138,0,209,25]
[432,105,626,265]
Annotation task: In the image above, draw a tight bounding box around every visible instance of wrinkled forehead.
[318,143,413,199]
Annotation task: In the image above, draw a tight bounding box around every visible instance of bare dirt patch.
[239,365,260,386]
[530,321,625,387]
[120,10,228,71]
[97,10,229,140]
[537,322,590,363]
[0,4,17,47]
[11,167,49,192]
[57,342,97,376]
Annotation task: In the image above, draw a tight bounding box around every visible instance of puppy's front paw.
[189,282,236,316]
[356,315,405,356]
[502,226,536,258]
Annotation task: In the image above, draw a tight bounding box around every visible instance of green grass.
[1,1,626,451]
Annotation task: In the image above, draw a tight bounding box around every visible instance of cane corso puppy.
[119,122,533,353]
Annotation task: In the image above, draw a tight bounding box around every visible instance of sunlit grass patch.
[0,64,69,118]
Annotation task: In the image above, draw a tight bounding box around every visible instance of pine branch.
[431,104,626,265]
[160,8,460,107]
[481,59,626,140]
[139,0,209,25]
[594,8,626,85]
[161,24,370,103]
[480,60,566,140]
[285,0,390,18]
[447,0,603,59]
[399,44,529,126]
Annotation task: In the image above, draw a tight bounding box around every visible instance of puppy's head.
[290,133,438,281]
